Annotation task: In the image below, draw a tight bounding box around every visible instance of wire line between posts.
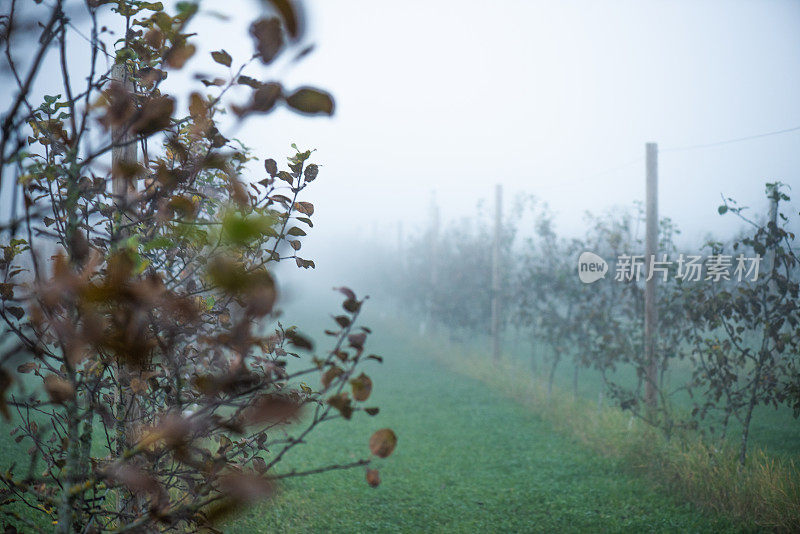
[544,123,800,191]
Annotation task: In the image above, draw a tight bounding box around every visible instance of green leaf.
[142,235,174,251]
[284,87,334,116]
[211,49,232,67]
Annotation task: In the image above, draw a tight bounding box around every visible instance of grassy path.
[226,326,739,533]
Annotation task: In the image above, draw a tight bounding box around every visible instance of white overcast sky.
[3,0,800,254]
[199,0,800,250]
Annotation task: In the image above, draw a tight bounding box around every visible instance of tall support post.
[644,142,658,411]
[491,184,502,361]
[111,63,137,236]
[111,63,145,523]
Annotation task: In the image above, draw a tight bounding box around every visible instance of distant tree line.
[395,184,799,466]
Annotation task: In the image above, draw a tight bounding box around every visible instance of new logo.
[578,251,608,284]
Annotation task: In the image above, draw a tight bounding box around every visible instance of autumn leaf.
[350,373,372,402]
[296,201,314,216]
[211,49,232,67]
[327,393,353,419]
[265,0,301,39]
[366,468,380,488]
[285,87,334,116]
[44,375,75,404]
[321,365,343,389]
[264,158,278,176]
[304,163,319,181]
[369,428,397,458]
[250,17,283,64]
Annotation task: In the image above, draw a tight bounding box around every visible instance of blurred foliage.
[0,1,394,532]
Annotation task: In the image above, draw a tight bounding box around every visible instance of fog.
[216,0,800,250]
[2,3,800,529]
[3,0,800,280]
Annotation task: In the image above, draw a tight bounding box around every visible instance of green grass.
[221,317,739,533]
[0,304,754,532]
[420,324,800,532]
[484,328,800,459]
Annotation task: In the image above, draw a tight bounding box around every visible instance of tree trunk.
[739,365,763,467]
[55,398,81,533]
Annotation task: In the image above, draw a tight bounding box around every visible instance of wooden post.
[111,63,137,232]
[111,63,146,524]
[491,184,502,361]
[766,193,778,276]
[644,142,658,410]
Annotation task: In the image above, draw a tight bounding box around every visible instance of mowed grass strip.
[226,328,737,533]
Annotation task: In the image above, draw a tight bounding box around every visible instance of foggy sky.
[3,0,800,257]
[223,0,800,249]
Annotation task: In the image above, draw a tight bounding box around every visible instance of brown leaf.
[0,283,13,300]
[295,201,314,216]
[245,283,277,318]
[144,28,164,49]
[366,468,380,488]
[189,92,207,120]
[286,330,313,351]
[242,394,302,426]
[131,95,175,136]
[0,368,11,420]
[16,362,36,374]
[264,158,278,176]
[266,0,302,39]
[369,428,397,458]
[336,287,356,300]
[239,75,263,89]
[250,17,283,64]
[327,393,353,419]
[44,375,74,404]
[303,163,319,181]
[252,84,281,112]
[348,333,367,351]
[321,366,343,390]
[253,456,268,474]
[165,42,196,69]
[233,83,282,117]
[99,81,135,129]
[350,373,372,402]
[343,298,361,313]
